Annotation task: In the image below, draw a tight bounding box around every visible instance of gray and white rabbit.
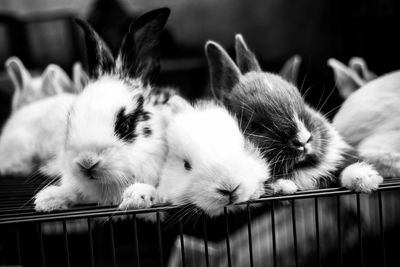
[34,8,181,212]
[157,101,270,217]
[205,34,382,194]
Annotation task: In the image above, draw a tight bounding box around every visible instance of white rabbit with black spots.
[34,8,179,212]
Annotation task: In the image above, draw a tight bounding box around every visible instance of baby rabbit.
[205,35,382,194]
[332,69,400,178]
[0,93,76,177]
[328,57,377,99]
[5,57,78,112]
[34,8,178,212]
[157,101,270,217]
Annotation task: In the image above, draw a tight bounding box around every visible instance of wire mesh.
[1,177,400,267]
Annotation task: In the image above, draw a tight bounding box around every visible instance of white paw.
[271,179,298,194]
[340,162,383,192]
[119,183,160,210]
[34,186,72,212]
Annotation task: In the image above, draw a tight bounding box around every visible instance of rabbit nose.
[292,135,312,152]
[77,159,100,175]
[217,184,240,204]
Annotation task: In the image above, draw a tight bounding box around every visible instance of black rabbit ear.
[74,18,115,79]
[205,41,241,99]
[234,34,261,74]
[117,7,170,84]
[279,55,302,85]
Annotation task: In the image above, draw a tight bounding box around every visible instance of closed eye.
[183,160,192,171]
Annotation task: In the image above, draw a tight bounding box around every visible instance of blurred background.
[0,0,399,123]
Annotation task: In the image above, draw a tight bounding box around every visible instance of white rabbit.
[0,93,76,176]
[332,69,400,178]
[5,57,77,112]
[34,8,179,212]
[157,101,270,217]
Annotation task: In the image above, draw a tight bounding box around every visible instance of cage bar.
[157,212,164,267]
[202,213,210,267]
[291,199,298,267]
[179,218,186,267]
[336,195,343,267]
[378,191,386,267]
[356,194,364,267]
[87,218,95,267]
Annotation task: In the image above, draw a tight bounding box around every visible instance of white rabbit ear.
[205,41,241,99]
[327,58,365,99]
[5,57,32,92]
[117,8,170,84]
[348,57,377,82]
[279,55,302,85]
[42,64,73,96]
[74,18,115,79]
[234,34,261,74]
[72,62,89,92]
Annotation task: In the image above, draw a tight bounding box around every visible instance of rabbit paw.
[271,179,298,195]
[119,183,160,210]
[340,162,383,192]
[34,185,74,212]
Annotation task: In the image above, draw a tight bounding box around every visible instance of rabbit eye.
[120,122,130,135]
[183,160,192,171]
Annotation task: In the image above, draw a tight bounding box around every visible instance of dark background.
[0,0,399,123]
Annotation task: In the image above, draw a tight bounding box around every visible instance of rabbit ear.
[74,18,115,79]
[279,55,302,85]
[5,57,32,92]
[42,64,74,95]
[72,62,89,92]
[328,58,365,99]
[205,41,241,99]
[234,34,261,74]
[117,7,170,84]
[348,57,377,82]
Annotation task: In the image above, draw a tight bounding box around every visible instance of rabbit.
[327,57,377,99]
[205,34,383,195]
[157,101,270,217]
[5,57,78,112]
[0,58,87,176]
[0,93,76,177]
[34,8,180,212]
[332,68,400,178]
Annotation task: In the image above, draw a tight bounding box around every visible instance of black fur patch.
[114,96,150,142]
[143,127,152,137]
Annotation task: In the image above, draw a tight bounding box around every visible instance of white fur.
[119,183,161,209]
[34,76,173,211]
[0,94,76,176]
[340,162,383,192]
[158,102,270,217]
[292,107,350,190]
[333,70,400,177]
[271,179,298,194]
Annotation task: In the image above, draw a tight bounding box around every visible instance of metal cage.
[1,177,400,267]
